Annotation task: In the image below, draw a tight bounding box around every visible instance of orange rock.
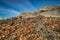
[19,37,23,40]
[10,26,16,32]
[0,30,2,32]
[47,30,50,33]
[17,29,21,37]
[28,26,31,28]
[0,36,1,39]
[31,34,35,37]
[16,23,19,25]
[26,30,30,33]
[5,30,10,35]
[51,25,55,29]
[28,34,31,37]
[19,37,27,40]
[23,27,27,33]
[36,38,40,40]
[57,33,60,37]
[49,18,52,21]
[3,24,6,26]
[23,37,27,40]
[0,35,2,39]
[2,35,5,38]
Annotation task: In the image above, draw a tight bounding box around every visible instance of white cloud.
[0,8,20,15]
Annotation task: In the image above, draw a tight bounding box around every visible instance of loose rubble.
[0,15,60,40]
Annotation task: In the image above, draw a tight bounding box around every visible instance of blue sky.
[0,0,60,18]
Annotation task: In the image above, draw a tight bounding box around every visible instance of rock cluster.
[0,6,60,40]
[0,15,60,40]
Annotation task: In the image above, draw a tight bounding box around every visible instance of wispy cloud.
[2,0,24,10]
[2,0,37,12]
[0,8,20,15]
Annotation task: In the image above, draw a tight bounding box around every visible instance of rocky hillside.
[18,12,35,18]
[34,6,60,17]
[18,6,60,18]
[0,6,60,40]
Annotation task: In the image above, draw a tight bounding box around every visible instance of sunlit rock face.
[18,6,60,18]
[0,6,60,40]
[18,12,35,18]
[35,6,60,17]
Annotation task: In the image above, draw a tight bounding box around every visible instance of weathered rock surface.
[34,6,60,17]
[0,6,60,40]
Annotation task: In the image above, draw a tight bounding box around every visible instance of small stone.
[47,30,50,33]
[57,33,60,37]
[51,25,55,29]
[2,35,5,38]
[44,38,48,40]
[0,37,1,39]
[0,30,2,32]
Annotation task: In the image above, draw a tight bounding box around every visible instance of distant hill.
[40,6,60,10]
[18,6,60,18]
[18,12,35,18]
[34,6,60,17]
